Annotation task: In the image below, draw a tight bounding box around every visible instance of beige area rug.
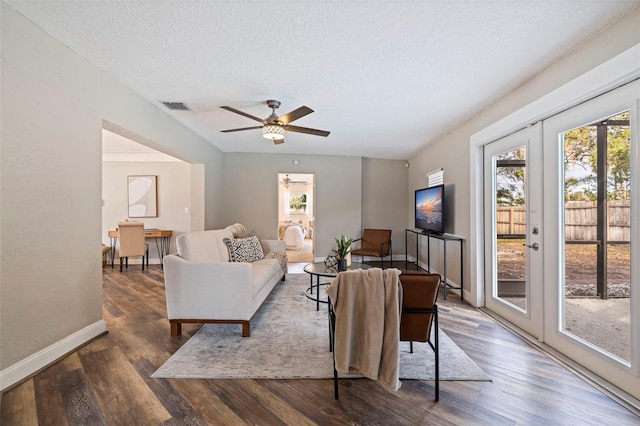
[152,274,491,382]
[285,239,313,263]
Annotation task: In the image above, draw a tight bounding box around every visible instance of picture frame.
[128,175,158,218]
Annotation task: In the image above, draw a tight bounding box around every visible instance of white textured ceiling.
[7,1,639,159]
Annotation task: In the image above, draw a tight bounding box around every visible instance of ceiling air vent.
[161,101,190,111]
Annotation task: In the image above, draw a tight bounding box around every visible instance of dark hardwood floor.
[2,264,638,425]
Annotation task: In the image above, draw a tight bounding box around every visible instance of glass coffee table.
[303,262,374,310]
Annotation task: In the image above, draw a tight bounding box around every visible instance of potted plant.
[334,234,353,271]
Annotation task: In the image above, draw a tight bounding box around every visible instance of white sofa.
[163,224,287,337]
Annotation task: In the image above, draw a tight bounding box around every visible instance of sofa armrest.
[163,254,254,320]
[262,239,285,253]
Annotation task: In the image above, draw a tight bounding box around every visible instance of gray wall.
[407,5,640,295]
[1,4,225,370]
[361,158,409,258]
[221,153,365,258]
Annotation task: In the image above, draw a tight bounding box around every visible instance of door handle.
[526,243,539,250]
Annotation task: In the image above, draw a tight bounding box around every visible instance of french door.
[484,123,543,338]
[542,80,639,400]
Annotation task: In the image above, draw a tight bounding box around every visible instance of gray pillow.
[233,230,258,239]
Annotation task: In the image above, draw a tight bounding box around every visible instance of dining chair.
[117,221,149,272]
[101,244,111,268]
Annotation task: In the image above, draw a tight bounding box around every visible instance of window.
[289,193,307,214]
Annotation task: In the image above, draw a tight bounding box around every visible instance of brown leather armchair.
[351,229,392,268]
[329,269,441,401]
[399,271,441,401]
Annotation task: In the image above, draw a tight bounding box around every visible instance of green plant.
[334,234,353,259]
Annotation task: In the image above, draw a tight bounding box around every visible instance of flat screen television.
[415,184,445,234]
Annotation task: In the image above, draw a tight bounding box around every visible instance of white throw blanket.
[326,268,403,391]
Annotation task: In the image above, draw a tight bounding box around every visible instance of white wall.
[408,5,640,301]
[0,3,224,386]
[102,161,193,263]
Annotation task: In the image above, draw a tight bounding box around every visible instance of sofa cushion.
[176,229,233,262]
[251,257,281,297]
[263,251,287,272]
[224,236,265,263]
[225,223,248,234]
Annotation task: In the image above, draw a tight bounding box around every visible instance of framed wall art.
[128,175,157,218]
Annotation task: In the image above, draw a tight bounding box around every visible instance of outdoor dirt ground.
[497,240,631,296]
[497,240,631,360]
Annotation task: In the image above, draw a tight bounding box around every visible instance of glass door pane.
[484,123,543,338]
[495,147,528,312]
[561,111,631,363]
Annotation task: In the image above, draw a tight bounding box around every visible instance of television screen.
[415,185,445,234]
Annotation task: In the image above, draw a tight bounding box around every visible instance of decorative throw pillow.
[233,230,265,251]
[224,236,265,263]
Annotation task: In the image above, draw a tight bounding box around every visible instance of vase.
[337,259,348,271]
[345,252,352,267]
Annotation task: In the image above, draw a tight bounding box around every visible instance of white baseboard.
[463,289,476,307]
[0,320,106,392]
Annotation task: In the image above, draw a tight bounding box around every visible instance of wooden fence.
[497,200,631,241]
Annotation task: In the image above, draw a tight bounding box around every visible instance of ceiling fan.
[280,174,308,188]
[220,100,330,144]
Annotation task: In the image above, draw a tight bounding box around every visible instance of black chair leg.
[329,305,339,399]
[328,311,333,352]
[142,254,145,271]
[333,364,339,399]
[434,307,439,401]
[120,257,123,272]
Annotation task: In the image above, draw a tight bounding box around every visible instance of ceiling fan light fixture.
[262,124,285,141]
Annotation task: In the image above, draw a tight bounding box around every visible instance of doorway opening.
[278,173,314,263]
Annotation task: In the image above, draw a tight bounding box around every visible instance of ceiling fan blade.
[277,106,314,125]
[286,125,330,137]
[220,126,263,133]
[273,138,285,145]
[220,106,264,123]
